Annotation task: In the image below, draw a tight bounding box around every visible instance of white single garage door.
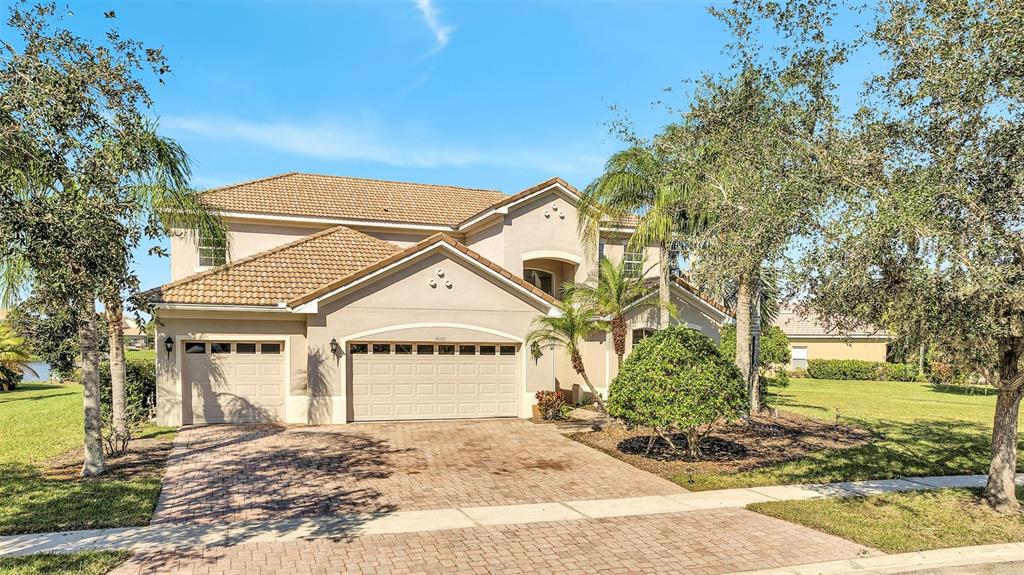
[350,342,519,421]
[182,340,285,424]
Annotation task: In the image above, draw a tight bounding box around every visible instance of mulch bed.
[45,433,175,482]
[570,411,872,479]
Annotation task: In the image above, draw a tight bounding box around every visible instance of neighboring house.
[123,319,148,349]
[776,306,890,369]
[146,173,731,426]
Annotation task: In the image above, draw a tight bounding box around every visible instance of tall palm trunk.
[571,350,606,412]
[80,298,107,477]
[983,343,1023,512]
[749,275,763,413]
[658,240,670,329]
[734,274,754,415]
[611,314,627,368]
[105,299,127,440]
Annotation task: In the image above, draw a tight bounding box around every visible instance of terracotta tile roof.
[777,306,887,338]
[289,233,559,308]
[200,173,508,227]
[148,226,401,306]
[673,277,733,317]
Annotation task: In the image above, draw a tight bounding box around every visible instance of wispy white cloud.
[414,0,454,56]
[162,115,605,176]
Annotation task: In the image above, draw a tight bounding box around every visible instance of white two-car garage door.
[182,340,285,424]
[350,342,519,421]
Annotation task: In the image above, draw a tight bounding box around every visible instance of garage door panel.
[351,341,518,422]
[184,342,285,424]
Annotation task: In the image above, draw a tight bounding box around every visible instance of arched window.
[524,268,554,296]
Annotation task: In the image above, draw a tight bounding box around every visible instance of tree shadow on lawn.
[928,384,1001,397]
[675,417,1005,491]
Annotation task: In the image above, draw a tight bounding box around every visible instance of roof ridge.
[219,171,505,195]
[196,172,298,195]
[288,232,559,308]
[145,225,386,299]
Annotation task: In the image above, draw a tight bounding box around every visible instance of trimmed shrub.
[97,356,157,412]
[806,358,920,382]
[534,390,571,420]
[607,326,747,457]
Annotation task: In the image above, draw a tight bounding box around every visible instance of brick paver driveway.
[152,420,685,525]
[115,509,876,575]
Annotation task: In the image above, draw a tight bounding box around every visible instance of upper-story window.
[598,240,606,261]
[524,269,554,296]
[623,248,644,276]
[198,231,227,268]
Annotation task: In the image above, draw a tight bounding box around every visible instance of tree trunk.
[105,299,127,440]
[658,241,670,329]
[685,427,701,459]
[572,350,607,412]
[749,274,763,413]
[611,314,626,369]
[983,345,1023,512]
[80,299,107,477]
[734,274,754,414]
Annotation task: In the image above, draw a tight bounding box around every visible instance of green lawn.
[751,488,1024,553]
[0,551,130,575]
[677,378,1017,491]
[124,349,154,362]
[0,383,171,535]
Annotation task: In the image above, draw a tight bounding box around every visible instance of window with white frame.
[198,231,227,268]
[623,248,644,276]
[792,346,808,369]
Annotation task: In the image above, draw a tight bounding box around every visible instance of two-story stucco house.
[148,173,731,426]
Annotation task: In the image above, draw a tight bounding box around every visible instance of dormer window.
[198,231,227,268]
[524,269,554,296]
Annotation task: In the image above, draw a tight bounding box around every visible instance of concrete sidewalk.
[731,542,1024,574]
[1,473,1014,558]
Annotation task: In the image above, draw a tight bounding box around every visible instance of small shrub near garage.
[806,359,920,382]
[534,390,571,420]
[607,326,747,458]
[95,357,157,412]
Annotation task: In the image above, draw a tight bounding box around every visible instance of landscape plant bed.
[749,488,1024,553]
[44,428,175,482]
[570,411,871,488]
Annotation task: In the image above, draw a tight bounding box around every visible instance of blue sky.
[63,1,870,294]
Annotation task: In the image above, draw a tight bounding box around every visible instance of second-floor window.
[524,268,554,296]
[623,248,644,276]
[198,232,227,268]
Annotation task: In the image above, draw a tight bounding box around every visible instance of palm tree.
[526,294,609,412]
[572,256,653,368]
[577,145,700,329]
[0,322,35,390]
[103,123,226,442]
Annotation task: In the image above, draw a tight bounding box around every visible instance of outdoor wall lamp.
[329,338,340,355]
[163,337,174,355]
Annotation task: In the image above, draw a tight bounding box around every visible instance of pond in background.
[23,361,50,382]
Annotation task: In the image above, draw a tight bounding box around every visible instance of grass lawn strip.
[681,378,1019,490]
[749,487,1024,554]
[0,551,130,575]
[0,383,174,536]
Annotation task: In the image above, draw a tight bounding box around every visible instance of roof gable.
[289,233,559,312]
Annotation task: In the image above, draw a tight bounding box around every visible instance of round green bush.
[607,326,748,456]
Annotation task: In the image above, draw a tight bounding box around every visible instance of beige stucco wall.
[305,248,555,424]
[153,310,307,426]
[600,236,662,280]
[170,220,328,281]
[789,337,889,365]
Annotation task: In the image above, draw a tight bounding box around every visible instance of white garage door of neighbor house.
[182,341,285,424]
[350,342,519,422]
